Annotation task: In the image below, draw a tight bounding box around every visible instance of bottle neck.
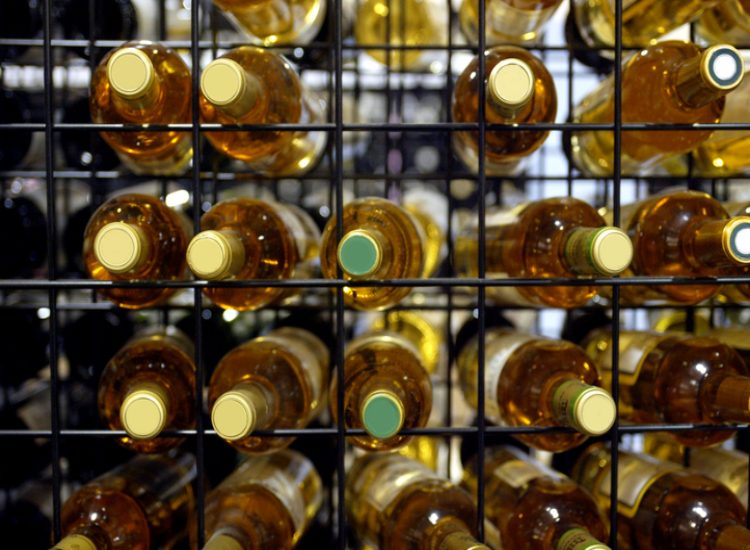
[211,381,274,441]
[673,47,742,109]
[54,528,106,550]
[555,527,610,550]
[550,379,616,437]
[201,59,263,120]
[714,523,750,550]
[713,375,750,422]
[684,217,750,269]
[429,518,490,550]
[187,229,246,280]
[562,226,633,276]
[203,533,244,550]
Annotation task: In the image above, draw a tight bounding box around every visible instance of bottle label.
[483,332,537,422]
[493,459,548,489]
[557,528,604,550]
[597,453,677,518]
[690,448,748,499]
[353,456,435,515]
[242,456,307,533]
[590,331,670,385]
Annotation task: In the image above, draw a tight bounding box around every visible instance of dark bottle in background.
[60,96,120,172]
[0,90,36,171]
[57,0,139,61]
[0,195,47,279]
[0,0,42,62]
[0,309,48,388]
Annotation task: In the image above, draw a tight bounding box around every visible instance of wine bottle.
[98,327,196,453]
[0,195,47,279]
[90,41,193,175]
[459,0,563,46]
[571,42,744,177]
[60,96,120,171]
[212,0,326,46]
[697,0,750,45]
[463,446,610,550]
[330,331,432,451]
[354,0,448,70]
[707,326,750,365]
[319,197,426,310]
[208,327,329,454]
[571,0,724,54]
[0,0,41,61]
[203,449,322,549]
[402,186,448,279]
[454,197,632,308]
[452,46,557,176]
[0,90,39,171]
[457,327,616,452]
[611,190,750,304]
[370,309,445,375]
[186,198,320,311]
[346,453,490,550]
[57,0,143,60]
[199,47,326,177]
[53,451,196,550]
[584,329,750,447]
[572,444,750,550]
[83,193,192,309]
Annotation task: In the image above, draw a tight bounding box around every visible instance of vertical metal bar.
[41,0,62,539]
[190,0,206,545]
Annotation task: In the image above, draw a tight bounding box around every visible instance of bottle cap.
[201,58,258,109]
[337,230,382,277]
[361,390,404,439]
[488,58,535,111]
[700,45,744,90]
[52,534,98,550]
[120,384,169,439]
[203,534,245,550]
[187,230,243,280]
[723,217,750,264]
[557,528,611,550]
[571,386,616,436]
[212,389,258,441]
[589,227,633,275]
[107,47,156,99]
[94,222,147,274]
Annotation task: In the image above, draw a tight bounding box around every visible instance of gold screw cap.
[724,217,750,264]
[488,58,535,109]
[203,534,245,550]
[120,385,169,440]
[187,230,243,280]
[94,222,147,274]
[107,47,155,99]
[52,535,98,550]
[201,58,256,107]
[590,227,633,275]
[572,387,616,436]
[212,389,257,441]
[361,390,404,439]
[701,45,744,90]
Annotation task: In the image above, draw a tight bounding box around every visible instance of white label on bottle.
[354,456,435,515]
[493,459,547,489]
[593,331,671,384]
[245,458,307,532]
[483,331,537,422]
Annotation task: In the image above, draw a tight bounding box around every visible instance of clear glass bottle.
[585,329,750,447]
[452,46,557,176]
[83,193,192,309]
[208,327,329,454]
[572,42,744,176]
[199,47,326,177]
[203,450,322,549]
[346,453,490,550]
[186,198,320,311]
[573,444,750,550]
[320,197,426,310]
[90,41,193,175]
[330,331,432,451]
[98,327,196,454]
[458,327,616,452]
[463,446,610,550]
[454,197,632,308]
[459,0,563,45]
[370,309,444,375]
[53,452,196,550]
[212,0,326,46]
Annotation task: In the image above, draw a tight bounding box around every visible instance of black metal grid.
[0,0,749,548]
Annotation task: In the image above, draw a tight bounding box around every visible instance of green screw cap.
[338,230,382,277]
[362,391,404,439]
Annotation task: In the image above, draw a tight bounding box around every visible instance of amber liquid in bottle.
[354,0,447,70]
[98,327,196,454]
[83,193,192,309]
[572,42,744,177]
[697,0,750,45]
[572,0,724,53]
[612,190,750,304]
[55,452,196,550]
[346,453,489,550]
[585,329,750,447]
[90,41,192,175]
[203,449,322,550]
[459,0,562,45]
[208,327,329,454]
[452,46,557,176]
[320,197,426,310]
[458,328,615,452]
[187,198,320,311]
[199,47,326,177]
[454,197,632,308]
[573,444,750,550]
[463,446,609,550]
[330,332,432,451]
[371,309,444,375]
[213,0,326,46]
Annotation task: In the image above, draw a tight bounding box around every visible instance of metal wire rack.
[1,0,750,548]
